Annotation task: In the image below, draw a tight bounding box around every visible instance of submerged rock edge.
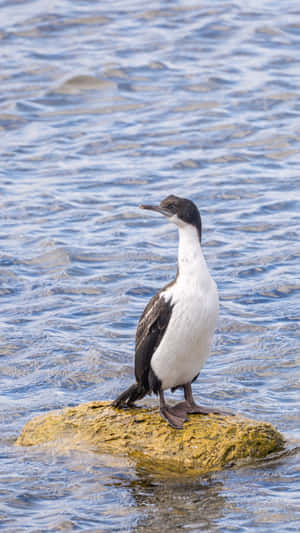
[16,401,284,475]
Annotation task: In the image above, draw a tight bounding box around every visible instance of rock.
[16,401,284,475]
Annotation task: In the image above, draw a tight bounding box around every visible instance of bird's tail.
[112,383,147,408]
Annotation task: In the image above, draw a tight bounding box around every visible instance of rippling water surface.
[1,0,299,531]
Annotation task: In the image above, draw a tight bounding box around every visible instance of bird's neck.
[177,224,210,282]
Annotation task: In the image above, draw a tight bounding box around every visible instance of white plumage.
[151,220,219,390]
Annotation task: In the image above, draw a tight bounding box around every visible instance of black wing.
[134,289,173,392]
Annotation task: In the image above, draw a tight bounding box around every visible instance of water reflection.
[128,470,225,533]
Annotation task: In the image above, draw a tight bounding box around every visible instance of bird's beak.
[139,204,172,217]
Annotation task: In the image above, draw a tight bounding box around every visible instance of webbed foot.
[173,400,232,416]
[160,405,188,429]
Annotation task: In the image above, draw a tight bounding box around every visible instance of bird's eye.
[167,203,176,211]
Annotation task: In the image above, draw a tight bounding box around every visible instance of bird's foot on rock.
[173,401,232,416]
[160,405,188,429]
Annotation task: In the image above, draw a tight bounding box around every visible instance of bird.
[112,194,224,429]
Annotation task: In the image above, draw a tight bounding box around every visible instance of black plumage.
[112,287,174,406]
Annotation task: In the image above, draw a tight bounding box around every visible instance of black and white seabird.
[113,195,224,429]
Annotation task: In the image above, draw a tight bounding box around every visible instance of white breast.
[150,222,219,391]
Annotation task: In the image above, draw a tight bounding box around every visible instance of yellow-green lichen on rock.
[16,401,284,475]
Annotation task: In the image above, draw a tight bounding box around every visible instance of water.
[0,0,299,531]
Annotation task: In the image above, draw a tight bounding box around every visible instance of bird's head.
[140,195,202,242]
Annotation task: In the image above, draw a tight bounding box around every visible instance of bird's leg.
[159,389,188,429]
[178,382,232,416]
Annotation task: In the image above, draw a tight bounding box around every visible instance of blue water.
[0,0,299,531]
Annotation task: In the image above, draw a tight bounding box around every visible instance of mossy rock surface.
[16,401,284,475]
